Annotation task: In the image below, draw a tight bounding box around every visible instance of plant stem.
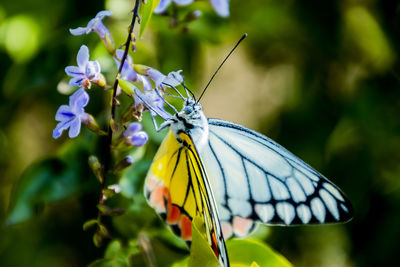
[99,0,141,206]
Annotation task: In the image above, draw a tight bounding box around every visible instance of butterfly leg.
[154,89,179,113]
[148,112,173,133]
[162,82,185,99]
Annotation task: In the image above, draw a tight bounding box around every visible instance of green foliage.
[188,216,293,267]
[189,216,220,267]
[6,139,92,225]
[89,240,139,267]
[139,0,160,38]
[118,79,137,96]
[227,239,293,267]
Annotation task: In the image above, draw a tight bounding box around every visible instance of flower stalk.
[99,0,141,207]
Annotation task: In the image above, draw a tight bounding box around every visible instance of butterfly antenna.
[197,33,247,103]
[182,79,196,101]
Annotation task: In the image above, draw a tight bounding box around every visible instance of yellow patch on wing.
[144,131,227,265]
[144,131,204,229]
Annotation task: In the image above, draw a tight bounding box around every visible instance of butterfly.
[137,36,353,267]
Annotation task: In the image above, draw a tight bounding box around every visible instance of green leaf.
[98,224,110,237]
[139,0,160,37]
[97,204,125,216]
[189,216,220,267]
[89,239,140,267]
[118,79,138,96]
[6,137,93,225]
[93,231,104,248]
[227,239,293,267]
[6,157,89,225]
[83,219,99,231]
[104,240,123,259]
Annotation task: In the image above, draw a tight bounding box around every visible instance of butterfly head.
[181,97,202,118]
[166,96,208,149]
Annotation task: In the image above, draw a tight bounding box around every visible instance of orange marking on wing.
[221,221,233,239]
[145,176,159,191]
[211,232,219,257]
[179,214,192,241]
[233,216,253,237]
[167,205,181,224]
[149,184,168,213]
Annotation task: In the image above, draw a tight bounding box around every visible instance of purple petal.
[86,18,97,32]
[68,118,82,138]
[85,61,101,80]
[164,70,183,87]
[146,68,165,87]
[130,131,148,146]
[173,0,194,5]
[115,49,124,61]
[92,22,109,39]
[124,122,142,136]
[55,105,75,121]
[69,76,86,87]
[154,0,172,13]
[114,50,136,81]
[210,0,230,17]
[53,119,73,139]
[137,75,152,91]
[96,10,112,20]
[69,88,89,112]
[134,89,171,119]
[77,45,89,69]
[69,27,88,36]
[65,66,84,77]
[124,68,137,81]
[115,49,133,65]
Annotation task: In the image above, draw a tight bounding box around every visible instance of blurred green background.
[1,0,400,266]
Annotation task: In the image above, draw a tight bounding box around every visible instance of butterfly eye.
[183,105,193,114]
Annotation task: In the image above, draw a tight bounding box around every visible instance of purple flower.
[154,0,229,17]
[53,88,89,139]
[124,122,148,147]
[114,49,137,81]
[65,45,104,89]
[154,0,194,14]
[210,0,229,17]
[70,11,112,40]
[146,68,183,88]
[133,74,172,119]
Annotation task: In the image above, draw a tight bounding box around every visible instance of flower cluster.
[53,10,184,146]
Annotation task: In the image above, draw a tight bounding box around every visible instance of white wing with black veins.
[200,118,353,238]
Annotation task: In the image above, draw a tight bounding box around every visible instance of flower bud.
[81,114,107,135]
[88,155,103,183]
[124,122,142,136]
[127,131,148,147]
[113,155,134,173]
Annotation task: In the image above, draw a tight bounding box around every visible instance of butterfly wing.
[201,118,353,238]
[144,130,229,266]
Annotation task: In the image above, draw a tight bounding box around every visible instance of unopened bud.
[183,10,202,23]
[133,64,149,75]
[88,155,103,183]
[82,114,107,135]
[113,156,134,173]
[94,74,106,88]
[103,33,116,55]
